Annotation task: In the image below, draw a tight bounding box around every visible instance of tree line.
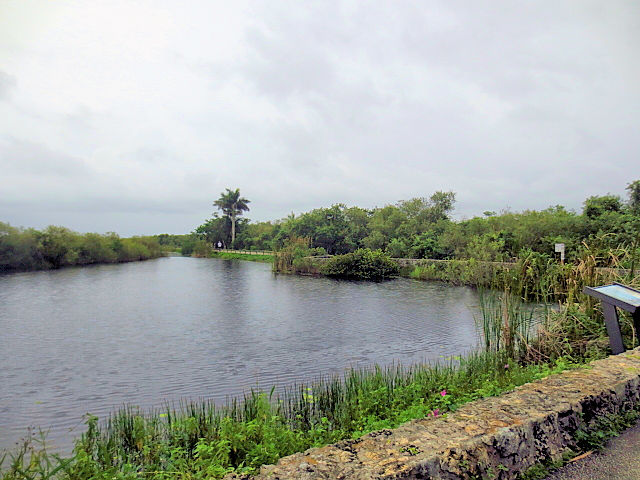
[0,223,164,272]
[190,181,640,267]
[6,180,636,272]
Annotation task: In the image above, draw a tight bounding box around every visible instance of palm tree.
[213,188,250,246]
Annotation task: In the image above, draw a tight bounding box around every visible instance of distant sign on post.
[583,283,640,354]
[554,243,565,263]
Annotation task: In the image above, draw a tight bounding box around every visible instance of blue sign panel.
[592,284,640,308]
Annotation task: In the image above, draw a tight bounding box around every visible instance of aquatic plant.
[0,351,573,479]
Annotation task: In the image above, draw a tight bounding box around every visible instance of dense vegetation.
[0,223,164,272]
[272,240,399,280]
[194,181,640,274]
[321,248,399,280]
[262,180,639,291]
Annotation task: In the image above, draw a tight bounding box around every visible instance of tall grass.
[272,237,324,274]
[476,290,540,359]
[409,246,637,302]
[1,350,573,480]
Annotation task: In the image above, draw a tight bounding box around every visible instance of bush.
[192,240,213,257]
[321,248,399,280]
[273,237,314,273]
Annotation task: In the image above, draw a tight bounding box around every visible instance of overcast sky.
[1,1,638,235]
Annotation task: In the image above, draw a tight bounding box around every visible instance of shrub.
[273,237,314,273]
[321,248,399,280]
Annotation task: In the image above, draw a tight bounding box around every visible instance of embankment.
[226,348,640,480]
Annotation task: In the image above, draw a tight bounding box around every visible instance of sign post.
[583,283,640,354]
[554,243,565,264]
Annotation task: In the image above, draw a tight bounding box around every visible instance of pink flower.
[431,409,440,417]
[440,389,447,397]
[504,364,509,369]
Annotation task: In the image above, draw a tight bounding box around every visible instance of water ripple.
[0,257,480,453]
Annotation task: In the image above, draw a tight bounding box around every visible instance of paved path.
[544,419,640,480]
[217,249,273,255]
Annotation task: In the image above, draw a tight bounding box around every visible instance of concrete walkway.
[544,419,640,480]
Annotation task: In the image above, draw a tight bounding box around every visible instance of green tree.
[626,180,640,277]
[627,180,640,214]
[583,194,622,218]
[213,188,250,246]
[38,226,79,268]
[290,204,353,254]
[195,215,231,246]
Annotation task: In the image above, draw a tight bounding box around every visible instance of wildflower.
[430,409,440,417]
[440,389,447,397]
[504,364,509,370]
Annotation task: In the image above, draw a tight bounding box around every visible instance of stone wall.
[226,348,640,479]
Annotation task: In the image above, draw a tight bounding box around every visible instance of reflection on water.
[0,257,480,453]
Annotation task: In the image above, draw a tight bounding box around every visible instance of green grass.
[209,251,274,263]
[0,352,577,480]
[405,250,629,303]
[476,290,540,358]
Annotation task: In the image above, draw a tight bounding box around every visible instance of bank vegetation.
[0,223,164,272]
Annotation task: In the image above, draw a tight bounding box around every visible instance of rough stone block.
[225,348,640,479]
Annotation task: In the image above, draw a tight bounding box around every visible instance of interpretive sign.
[584,283,640,354]
[554,243,565,263]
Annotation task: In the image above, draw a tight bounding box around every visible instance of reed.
[1,350,573,479]
[408,245,638,302]
[476,290,540,360]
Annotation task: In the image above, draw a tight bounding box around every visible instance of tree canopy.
[213,188,250,246]
[192,182,639,268]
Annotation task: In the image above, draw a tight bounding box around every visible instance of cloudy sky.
[1,1,638,235]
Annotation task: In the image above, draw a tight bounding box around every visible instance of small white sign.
[554,243,565,253]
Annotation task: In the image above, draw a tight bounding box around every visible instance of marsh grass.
[1,350,574,480]
[476,290,540,359]
[408,245,638,302]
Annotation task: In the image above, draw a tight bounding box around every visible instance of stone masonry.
[226,348,640,480]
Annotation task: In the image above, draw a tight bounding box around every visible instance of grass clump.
[272,236,325,274]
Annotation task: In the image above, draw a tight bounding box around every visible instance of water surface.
[0,257,481,453]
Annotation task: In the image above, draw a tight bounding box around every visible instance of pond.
[0,256,481,453]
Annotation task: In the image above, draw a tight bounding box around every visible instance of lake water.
[0,256,481,453]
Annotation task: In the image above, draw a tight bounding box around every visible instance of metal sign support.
[583,283,640,355]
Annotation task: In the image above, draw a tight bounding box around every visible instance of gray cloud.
[0,1,638,235]
[0,137,91,176]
